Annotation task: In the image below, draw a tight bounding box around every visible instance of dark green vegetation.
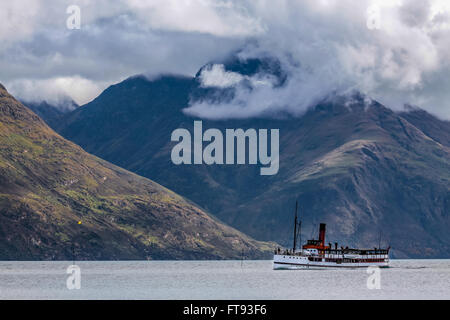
[0,84,274,260]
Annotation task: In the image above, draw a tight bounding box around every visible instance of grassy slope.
[0,84,274,260]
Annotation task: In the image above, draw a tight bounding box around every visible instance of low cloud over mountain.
[1,1,450,119]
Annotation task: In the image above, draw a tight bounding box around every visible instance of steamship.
[273,202,390,269]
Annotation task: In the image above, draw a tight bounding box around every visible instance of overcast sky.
[1,0,450,119]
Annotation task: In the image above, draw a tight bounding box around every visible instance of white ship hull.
[273,254,389,270]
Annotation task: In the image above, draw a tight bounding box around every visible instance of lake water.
[0,260,449,299]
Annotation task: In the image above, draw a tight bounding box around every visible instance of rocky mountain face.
[0,83,274,260]
[54,59,450,258]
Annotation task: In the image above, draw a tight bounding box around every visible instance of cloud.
[127,0,264,37]
[7,76,106,106]
[197,63,276,89]
[0,2,40,46]
[186,0,450,120]
[1,0,450,120]
[199,64,245,88]
[0,0,250,105]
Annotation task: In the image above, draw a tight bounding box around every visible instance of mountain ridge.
[0,83,274,260]
[54,59,450,258]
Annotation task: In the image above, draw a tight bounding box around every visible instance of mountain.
[0,83,273,260]
[21,99,78,128]
[54,59,450,258]
[399,106,450,148]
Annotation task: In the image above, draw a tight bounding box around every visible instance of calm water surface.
[0,260,449,299]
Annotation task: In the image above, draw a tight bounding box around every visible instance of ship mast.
[292,201,302,253]
[293,201,298,252]
[299,213,302,253]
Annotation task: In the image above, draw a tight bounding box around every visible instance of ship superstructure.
[273,202,390,269]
